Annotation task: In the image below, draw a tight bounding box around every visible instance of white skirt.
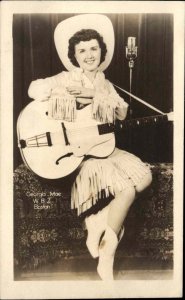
[71,148,152,216]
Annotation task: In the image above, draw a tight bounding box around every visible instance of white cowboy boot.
[85,205,110,258]
[97,225,124,280]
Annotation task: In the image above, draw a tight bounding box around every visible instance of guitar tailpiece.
[19,139,26,149]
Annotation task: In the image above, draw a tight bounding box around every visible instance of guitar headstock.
[167,112,174,121]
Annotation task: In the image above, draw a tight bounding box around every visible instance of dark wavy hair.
[68,29,107,67]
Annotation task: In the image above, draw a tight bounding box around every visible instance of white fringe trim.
[110,151,151,186]
[92,95,117,123]
[92,94,127,124]
[48,96,76,121]
[71,150,151,215]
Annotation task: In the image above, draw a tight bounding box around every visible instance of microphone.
[126,37,138,68]
[125,37,138,119]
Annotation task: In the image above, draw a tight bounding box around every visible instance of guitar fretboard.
[118,114,168,129]
[98,123,115,135]
[97,114,168,135]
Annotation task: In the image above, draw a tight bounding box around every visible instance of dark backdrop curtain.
[13,13,173,168]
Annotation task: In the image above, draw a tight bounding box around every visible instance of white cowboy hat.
[54,14,115,71]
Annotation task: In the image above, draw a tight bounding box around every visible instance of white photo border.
[0,1,184,298]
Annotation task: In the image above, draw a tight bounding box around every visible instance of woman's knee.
[135,170,152,193]
[115,186,136,204]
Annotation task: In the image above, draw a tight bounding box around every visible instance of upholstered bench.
[14,163,173,275]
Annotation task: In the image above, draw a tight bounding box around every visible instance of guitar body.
[17,101,115,179]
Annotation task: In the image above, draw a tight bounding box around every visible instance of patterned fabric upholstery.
[14,163,173,272]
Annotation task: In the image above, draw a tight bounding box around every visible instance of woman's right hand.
[66,86,95,99]
[66,86,95,105]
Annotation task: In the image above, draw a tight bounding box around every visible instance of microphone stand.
[126,37,138,119]
[125,37,138,151]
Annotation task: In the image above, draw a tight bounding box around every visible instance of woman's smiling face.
[74,39,101,72]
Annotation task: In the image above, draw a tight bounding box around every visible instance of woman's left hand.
[115,106,128,121]
[66,86,95,98]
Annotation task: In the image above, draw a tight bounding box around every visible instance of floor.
[15,256,173,281]
[17,269,173,281]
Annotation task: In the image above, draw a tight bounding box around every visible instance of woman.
[28,14,152,280]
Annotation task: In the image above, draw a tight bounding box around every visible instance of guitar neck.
[118,114,168,129]
[18,113,169,150]
[94,114,169,135]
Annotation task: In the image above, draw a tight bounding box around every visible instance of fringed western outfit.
[28,67,152,216]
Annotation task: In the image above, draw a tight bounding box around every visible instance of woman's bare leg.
[97,187,135,280]
[108,170,152,234]
[97,171,152,280]
[107,187,136,235]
